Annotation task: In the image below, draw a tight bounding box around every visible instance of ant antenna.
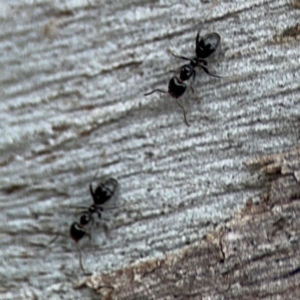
[144,89,168,96]
[173,98,190,127]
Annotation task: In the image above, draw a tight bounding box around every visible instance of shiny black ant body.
[197,32,221,59]
[90,177,118,206]
[70,177,119,243]
[145,32,222,126]
[68,178,138,273]
[171,31,222,79]
[69,178,118,273]
[70,221,89,243]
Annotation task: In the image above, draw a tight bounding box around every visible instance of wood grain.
[0,0,299,299]
[81,148,300,299]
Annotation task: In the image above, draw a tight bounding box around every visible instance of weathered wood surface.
[81,148,300,299]
[0,0,299,299]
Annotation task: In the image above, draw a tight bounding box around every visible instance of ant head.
[196,32,221,59]
[168,77,186,98]
[70,222,86,242]
[90,177,118,205]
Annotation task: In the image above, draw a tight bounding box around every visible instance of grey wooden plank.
[79,148,300,299]
[0,0,299,299]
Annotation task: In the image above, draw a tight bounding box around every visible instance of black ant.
[69,177,119,273]
[70,177,119,243]
[170,31,222,78]
[145,32,222,127]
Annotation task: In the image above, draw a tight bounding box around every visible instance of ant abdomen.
[196,32,221,59]
[90,177,118,206]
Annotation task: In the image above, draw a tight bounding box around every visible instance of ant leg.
[89,226,95,252]
[75,243,92,275]
[48,234,59,246]
[144,89,168,96]
[174,98,190,127]
[200,64,223,78]
[95,206,102,220]
[190,70,196,94]
[170,51,193,62]
[192,70,196,81]
[89,183,95,199]
[75,243,86,273]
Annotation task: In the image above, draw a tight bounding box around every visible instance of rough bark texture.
[0,0,299,299]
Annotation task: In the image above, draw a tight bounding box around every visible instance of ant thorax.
[179,64,195,81]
